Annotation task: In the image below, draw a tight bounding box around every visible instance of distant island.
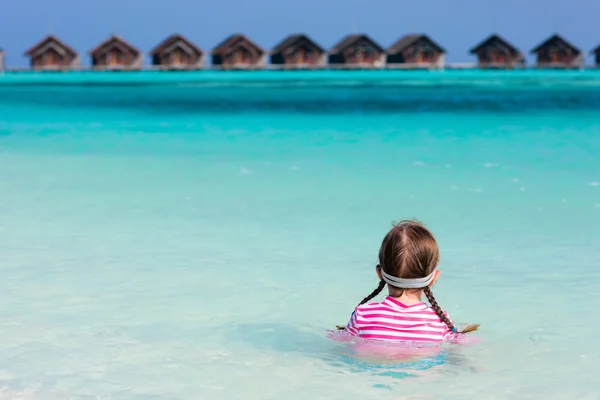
[1,33,599,72]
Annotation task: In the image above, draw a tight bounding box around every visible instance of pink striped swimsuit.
[345,296,454,342]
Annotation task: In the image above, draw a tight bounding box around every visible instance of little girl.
[343,220,478,342]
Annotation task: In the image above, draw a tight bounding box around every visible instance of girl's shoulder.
[353,299,390,314]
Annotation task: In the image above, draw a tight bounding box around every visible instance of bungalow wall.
[152,52,205,69]
[474,48,522,68]
[271,49,326,68]
[535,48,584,68]
[328,48,385,68]
[387,52,444,65]
[476,50,519,66]
[387,50,444,69]
[387,40,444,68]
[212,49,266,69]
[31,50,80,70]
[92,49,143,69]
[0,52,4,71]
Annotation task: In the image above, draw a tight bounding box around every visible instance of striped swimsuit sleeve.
[345,309,360,335]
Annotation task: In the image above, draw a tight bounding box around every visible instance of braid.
[423,286,456,333]
[335,280,386,330]
[359,280,386,306]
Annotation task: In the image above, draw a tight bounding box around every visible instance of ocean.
[0,70,599,399]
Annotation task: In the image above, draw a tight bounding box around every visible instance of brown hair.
[358,220,478,334]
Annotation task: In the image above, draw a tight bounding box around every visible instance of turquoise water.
[1,71,599,399]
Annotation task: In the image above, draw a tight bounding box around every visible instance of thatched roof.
[530,34,580,54]
[469,34,520,55]
[329,34,384,53]
[150,34,203,56]
[271,34,324,54]
[89,35,140,56]
[211,34,264,55]
[24,35,77,57]
[388,34,445,54]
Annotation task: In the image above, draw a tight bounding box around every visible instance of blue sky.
[1,0,598,67]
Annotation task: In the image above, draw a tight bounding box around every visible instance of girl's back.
[346,296,453,342]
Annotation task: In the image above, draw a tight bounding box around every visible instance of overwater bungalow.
[469,34,524,69]
[270,34,326,69]
[386,34,445,69]
[150,34,204,70]
[530,34,583,69]
[211,34,266,69]
[0,49,4,71]
[89,35,142,70]
[328,34,385,69]
[24,35,79,71]
[591,45,600,67]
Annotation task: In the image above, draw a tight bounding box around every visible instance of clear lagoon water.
[0,70,599,399]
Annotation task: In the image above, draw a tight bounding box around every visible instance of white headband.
[380,269,436,289]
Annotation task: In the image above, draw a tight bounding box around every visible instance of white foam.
[413,161,425,167]
[484,162,500,168]
[291,165,300,171]
[0,387,39,400]
[240,167,252,175]
[589,182,599,187]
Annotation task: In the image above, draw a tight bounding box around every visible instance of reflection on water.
[228,322,478,382]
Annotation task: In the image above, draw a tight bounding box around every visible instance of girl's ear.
[376,265,383,281]
[429,270,441,286]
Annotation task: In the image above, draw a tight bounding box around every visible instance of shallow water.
[0,71,599,399]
